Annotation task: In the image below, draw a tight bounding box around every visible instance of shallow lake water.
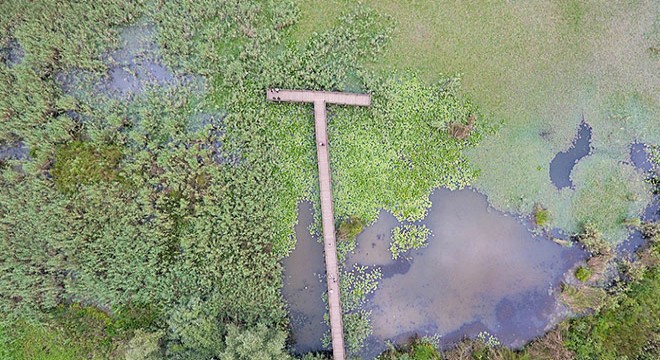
[283,189,586,358]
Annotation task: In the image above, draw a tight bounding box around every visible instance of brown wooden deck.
[267,89,371,360]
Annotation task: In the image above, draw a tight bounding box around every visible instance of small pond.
[283,189,586,358]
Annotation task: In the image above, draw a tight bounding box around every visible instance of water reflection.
[349,189,585,358]
[284,189,586,359]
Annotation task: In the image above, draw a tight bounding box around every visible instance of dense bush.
[575,266,592,282]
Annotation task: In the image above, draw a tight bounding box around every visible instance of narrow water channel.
[283,189,586,358]
[281,202,328,354]
[618,143,660,255]
[549,121,592,189]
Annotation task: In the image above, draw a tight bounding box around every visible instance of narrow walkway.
[267,89,371,360]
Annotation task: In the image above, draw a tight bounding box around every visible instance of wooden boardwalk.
[267,89,371,360]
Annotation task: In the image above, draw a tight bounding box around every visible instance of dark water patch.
[1,39,24,68]
[619,230,647,257]
[618,143,660,256]
[550,121,592,189]
[630,143,655,172]
[347,189,586,358]
[56,21,204,101]
[347,211,401,268]
[281,202,328,354]
[99,22,203,98]
[0,142,29,160]
[378,257,412,279]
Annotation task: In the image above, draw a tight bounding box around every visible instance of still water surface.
[283,189,586,357]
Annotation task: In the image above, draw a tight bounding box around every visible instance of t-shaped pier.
[267,89,371,360]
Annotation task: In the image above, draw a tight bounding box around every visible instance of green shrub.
[390,224,431,259]
[533,205,551,228]
[121,330,163,360]
[218,323,290,360]
[575,266,592,282]
[337,216,366,241]
[566,266,660,359]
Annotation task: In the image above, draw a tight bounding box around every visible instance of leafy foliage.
[218,323,290,360]
[0,303,159,360]
[566,266,660,359]
[0,0,493,358]
[378,336,441,360]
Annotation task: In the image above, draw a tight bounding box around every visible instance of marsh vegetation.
[1,0,659,359]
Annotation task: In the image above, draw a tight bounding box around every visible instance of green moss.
[52,141,122,193]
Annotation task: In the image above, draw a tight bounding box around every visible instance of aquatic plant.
[0,0,491,357]
[575,223,611,255]
[378,335,442,360]
[301,1,660,244]
[476,331,501,348]
[390,224,431,260]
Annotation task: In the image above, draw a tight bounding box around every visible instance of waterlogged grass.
[294,0,660,243]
